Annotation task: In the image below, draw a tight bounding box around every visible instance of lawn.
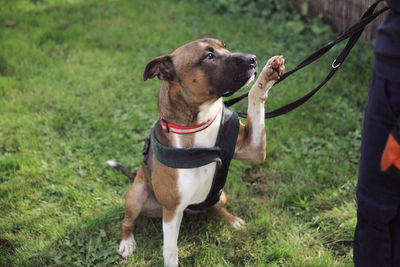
[0,0,374,266]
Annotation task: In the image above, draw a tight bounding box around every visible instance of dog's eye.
[206,53,215,60]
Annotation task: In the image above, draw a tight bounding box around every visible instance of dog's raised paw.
[265,55,285,81]
[119,234,137,259]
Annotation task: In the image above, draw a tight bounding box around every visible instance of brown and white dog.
[107,38,284,267]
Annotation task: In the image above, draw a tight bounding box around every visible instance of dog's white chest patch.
[176,163,217,206]
[174,99,223,208]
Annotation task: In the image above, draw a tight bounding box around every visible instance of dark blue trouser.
[354,72,400,267]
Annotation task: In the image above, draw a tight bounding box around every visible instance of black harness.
[147,105,239,211]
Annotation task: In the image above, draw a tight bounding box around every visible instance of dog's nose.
[232,53,258,69]
[249,55,257,68]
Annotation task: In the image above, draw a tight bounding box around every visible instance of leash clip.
[332,59,341,69]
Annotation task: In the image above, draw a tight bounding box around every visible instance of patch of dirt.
[243,167,270,198]
[3,20,17,28]
[324,239,353,258]
[0,237,15,255]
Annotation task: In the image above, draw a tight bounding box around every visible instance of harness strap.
[189,107,239,211]
[151,132,222,169]
[224,0,390,119]
[149,106,239,210]
[150,129,223,170]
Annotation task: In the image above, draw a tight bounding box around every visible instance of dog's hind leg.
[119,165,151,259]
[214,191,245,230]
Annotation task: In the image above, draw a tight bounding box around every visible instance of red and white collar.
[160,114,218,135]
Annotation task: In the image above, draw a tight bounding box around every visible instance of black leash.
[224,0,390,119]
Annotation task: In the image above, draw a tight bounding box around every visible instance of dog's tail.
[106,160,136,182]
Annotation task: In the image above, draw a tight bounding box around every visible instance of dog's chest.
[174,102,222,208]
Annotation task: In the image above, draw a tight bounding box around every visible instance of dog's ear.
[143,55,175,81]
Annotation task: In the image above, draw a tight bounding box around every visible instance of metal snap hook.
[332,59,341,69]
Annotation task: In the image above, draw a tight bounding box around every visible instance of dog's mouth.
[233,71,255,83]
[221,70,257,97]
[243,71,257,87]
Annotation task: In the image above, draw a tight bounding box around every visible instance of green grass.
[0,0,373,265]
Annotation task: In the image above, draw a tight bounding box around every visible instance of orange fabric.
[381,134,400,172]
[395,158,400,170]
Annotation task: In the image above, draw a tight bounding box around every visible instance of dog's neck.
[158,82,221,127]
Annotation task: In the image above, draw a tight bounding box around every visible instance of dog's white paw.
[230,217,246,230]
[251,55,285,102]
[264,55,285,82]
[118,234,137,259]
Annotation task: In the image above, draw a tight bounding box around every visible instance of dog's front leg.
[234,56,285,162]
[163,207,184,267]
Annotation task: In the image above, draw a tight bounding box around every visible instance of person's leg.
[354,73,400,266]
[390,208,400,266]
[354,192,397,266]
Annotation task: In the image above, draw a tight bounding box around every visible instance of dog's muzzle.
[221,54,257,97]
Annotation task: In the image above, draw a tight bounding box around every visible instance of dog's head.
[143,38,257,103]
